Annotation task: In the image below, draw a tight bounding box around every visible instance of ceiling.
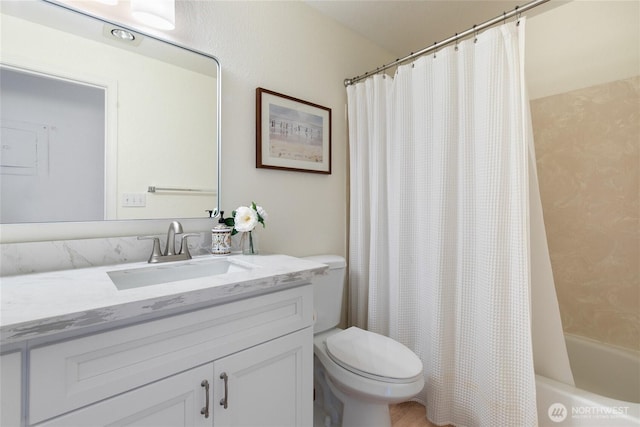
[56,0,564,73]
[305,0,561,58]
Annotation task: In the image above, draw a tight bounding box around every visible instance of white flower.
[234,206,258,232]
[256,205,268,222]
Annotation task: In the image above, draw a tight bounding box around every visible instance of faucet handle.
[137,236,164,263]
[179,233,200,258]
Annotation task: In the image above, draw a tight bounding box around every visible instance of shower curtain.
[347,20,569,426]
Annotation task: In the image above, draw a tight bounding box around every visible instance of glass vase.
[240,230,259,255]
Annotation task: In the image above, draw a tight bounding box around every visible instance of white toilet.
[304,255,424,427]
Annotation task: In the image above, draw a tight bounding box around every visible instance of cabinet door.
[38,364,213,427]
[1,352,22,427]
[213,328,313,427]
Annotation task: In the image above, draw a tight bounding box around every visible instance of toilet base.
[337,388,392,427]
[326,372,392,427]
[342,402,391,427]
[314,356,392,427]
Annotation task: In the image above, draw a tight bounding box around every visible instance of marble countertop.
[0,254,327,345]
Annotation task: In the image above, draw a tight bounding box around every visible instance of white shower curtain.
[347,21,542,426]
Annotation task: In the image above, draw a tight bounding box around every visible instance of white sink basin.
[108,258,253,290]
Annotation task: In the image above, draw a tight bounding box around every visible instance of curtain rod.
[344,0,550,86]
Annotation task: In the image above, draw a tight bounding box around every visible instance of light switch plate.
[122,193,146,207]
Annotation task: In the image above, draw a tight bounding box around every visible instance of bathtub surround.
[531,76,640,352]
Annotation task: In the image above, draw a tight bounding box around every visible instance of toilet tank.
[303,255,346,333]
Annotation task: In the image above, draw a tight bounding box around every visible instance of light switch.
[122,193,146,207]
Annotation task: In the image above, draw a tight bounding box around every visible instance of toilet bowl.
[304,255,424,427]
[314,328,424,427]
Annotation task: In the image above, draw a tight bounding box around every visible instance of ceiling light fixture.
[110,28,135,42]
[130,0,175,31]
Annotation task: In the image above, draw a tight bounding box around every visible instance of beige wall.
[173,1,393,257]
[157,2,391,258]
[527,1,639,351]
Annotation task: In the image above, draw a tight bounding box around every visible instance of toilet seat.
[325,327,423,384]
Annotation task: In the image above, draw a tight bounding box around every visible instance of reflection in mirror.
[1,67,107,223]
[0,0,220,225]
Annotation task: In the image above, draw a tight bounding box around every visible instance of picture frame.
[256,88,331,174]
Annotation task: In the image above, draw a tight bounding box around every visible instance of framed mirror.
[0,0,220,241]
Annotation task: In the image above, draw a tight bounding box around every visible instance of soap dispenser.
[211,211,232,255]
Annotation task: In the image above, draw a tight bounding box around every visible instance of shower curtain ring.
[515,5,521,26]
[454,33,459,51]
[473,24,478,43]
[433,42,437,59]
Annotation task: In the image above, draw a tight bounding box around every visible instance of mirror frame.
[0,0,222,243]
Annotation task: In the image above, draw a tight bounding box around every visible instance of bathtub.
[536,334,640,426]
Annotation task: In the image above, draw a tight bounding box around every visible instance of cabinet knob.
[200,380,210,418]
[220,372,229,409]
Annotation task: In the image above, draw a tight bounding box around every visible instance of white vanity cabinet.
[24,285,313,427]
[36,329,310,427]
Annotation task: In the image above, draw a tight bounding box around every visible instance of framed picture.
[256,88,331,174]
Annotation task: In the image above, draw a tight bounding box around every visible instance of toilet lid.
[325,327,423,383]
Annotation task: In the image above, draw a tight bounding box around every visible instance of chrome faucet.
[138,221,199,263]
[165,220,183,256]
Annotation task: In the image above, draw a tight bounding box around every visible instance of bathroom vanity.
[0,254,326,427]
